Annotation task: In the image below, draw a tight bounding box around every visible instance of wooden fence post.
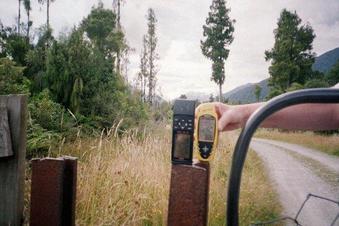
[167,161,210,226]
[0,95,27,226]
[30,157,77,226]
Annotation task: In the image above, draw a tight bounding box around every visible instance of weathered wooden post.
[30,157,77,226]
[167,161,210,226]
[0,95,27,226]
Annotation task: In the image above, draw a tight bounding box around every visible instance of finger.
[218,110,232,131]
[224,123,241,131]
[214,102,224,119]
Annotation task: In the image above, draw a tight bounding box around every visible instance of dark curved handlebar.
[226,88,339,226]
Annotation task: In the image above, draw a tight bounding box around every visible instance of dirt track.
[250,138,339,226]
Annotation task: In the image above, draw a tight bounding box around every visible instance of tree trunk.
[116,0,121,74]
[26,10,30,42]
[148,74,152,105]
[117,52,121,74]
[18,0,21,34]
[148,46,153,105]
[219,83,223,102]
[143,76,147,103]
[117,0,121,29]
[47,0,50,29]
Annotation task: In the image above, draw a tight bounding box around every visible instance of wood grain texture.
[0,104,13,157]
[0,95,27,226]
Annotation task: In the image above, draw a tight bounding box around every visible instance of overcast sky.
[1,0,338,100]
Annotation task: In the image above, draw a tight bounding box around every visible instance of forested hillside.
[222,47,339,104]
[312,47,339,73]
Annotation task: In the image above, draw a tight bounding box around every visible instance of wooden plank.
[0,103,13,157]
[0,95,27,226]
[167,161,210,226]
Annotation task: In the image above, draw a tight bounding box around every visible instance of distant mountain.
[312,47,339,73]
[222,47,339,104]
[223,79,269,104]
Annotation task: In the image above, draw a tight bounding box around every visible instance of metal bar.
[30,156,78,226]
[226,88,339,226]
[167,161,210,226]
[30,158,65,226]
[62,156,77,226]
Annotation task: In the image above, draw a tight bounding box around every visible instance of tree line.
[201,0,338,101]
[265,9,339,98]
[0,1,162,157]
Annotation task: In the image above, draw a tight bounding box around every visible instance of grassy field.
[255,129,339,156]
[24,124,281,225]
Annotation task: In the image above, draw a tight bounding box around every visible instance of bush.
[27,89,77,157]
[0,57,30,95]
[29,89,74,132]
[26,121,61,158]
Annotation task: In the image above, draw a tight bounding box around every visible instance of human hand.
[214,103,249,132]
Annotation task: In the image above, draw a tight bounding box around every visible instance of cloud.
[1,0,338,100]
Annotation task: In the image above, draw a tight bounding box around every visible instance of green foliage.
[265,9,315,96]
[266,87,283,100]
[326,60,339,86]
[254,85,262,102]
[1,3,150,158]
[201,0,235,100]
[27,89,77,156]
[286,82,304,92]
[26,121,61,158]
[29,89,65,131]
[151,101,171,122]
[0,57,30,95]
[25,26,53,93]
[304,79,329,88]
[0,24,31,66]
[81,3,124,59]
[46,30,90,111]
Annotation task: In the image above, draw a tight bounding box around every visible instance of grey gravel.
[250,138,339,226]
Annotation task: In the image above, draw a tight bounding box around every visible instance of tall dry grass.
[255,129,339,156]
[62,124,171,225]
[24,123,281,225]
[209,131,281,225]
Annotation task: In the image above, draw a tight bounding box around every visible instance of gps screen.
[174,133,191,159]
[198,115,215,142]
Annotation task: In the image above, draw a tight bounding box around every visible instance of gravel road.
[250,138,339,226]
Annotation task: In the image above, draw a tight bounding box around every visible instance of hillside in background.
[222,47,339,104]
[223,79,269,104]
[312,47,339,73]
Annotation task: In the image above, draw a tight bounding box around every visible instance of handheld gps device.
[171,99,196,164]
[194,103,218,161]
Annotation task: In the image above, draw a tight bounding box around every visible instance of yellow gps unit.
[194,103,219,161]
